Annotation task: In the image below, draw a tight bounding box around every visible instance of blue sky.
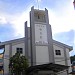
[0,0,75,56]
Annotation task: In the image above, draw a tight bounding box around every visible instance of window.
[55,50,61,55]
[16,48,23,54]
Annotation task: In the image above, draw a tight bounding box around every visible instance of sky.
[0,0,75,56]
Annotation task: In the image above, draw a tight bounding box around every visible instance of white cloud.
[11,11,29,37]
[9,7,32,37]
[48,0,75,55]
[48,0,75,35]
[0,0,74,39]
[0,6,32,38]
[0,16,7,24]
[0,4,37,39]
[35,0,41,2]
[38,0,41,2]
[7,0,75,39]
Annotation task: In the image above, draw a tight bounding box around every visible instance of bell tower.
[30,6,54,66]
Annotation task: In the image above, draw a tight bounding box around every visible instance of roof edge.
[53,40,73,51]
[0,37,73,51]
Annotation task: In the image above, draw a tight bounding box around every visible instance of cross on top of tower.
[37,0,39,10]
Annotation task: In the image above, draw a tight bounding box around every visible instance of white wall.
[53,44,72,74]
[4,45,10,74]
[53,44,66,65]
[66,48,70,60]
[35,24,48,44]
[55,59,66,65]
[65,48,72,73]
[28,39,31,66]
[4,42,25,74]
[53,45,65,58]
[36,46,49,65]
[3,39,72,75]
[12,43,25,56]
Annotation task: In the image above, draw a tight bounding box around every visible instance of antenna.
[37,0,39,10]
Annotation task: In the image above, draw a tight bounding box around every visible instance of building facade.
[0,6,73,75]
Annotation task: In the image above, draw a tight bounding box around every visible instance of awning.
[69,71,75,74]
[26,63,69,74]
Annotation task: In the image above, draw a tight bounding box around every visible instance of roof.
[26,63,69,74]
[53,40,73,51]
[0,37,25,46]
[0,37,73,51]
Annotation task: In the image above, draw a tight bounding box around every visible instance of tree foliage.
[70,55,75,64]
[9,53,29,75]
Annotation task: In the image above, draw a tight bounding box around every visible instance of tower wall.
[30,6,54,66]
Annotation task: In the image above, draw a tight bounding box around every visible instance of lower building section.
[26,63,69,75]
[36,46,49,65]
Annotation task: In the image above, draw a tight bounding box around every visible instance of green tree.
[9,53,29,75]
[70,55,75,64]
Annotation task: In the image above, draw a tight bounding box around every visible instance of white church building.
[0,6,73,75]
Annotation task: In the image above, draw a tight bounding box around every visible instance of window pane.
[16,48,23,54]
[17,48,19,50]
[20,50,23,54]
[20,48,23,54]
[55,50,61,55]
[20,48,22,50]
[16,50,19,53]
[16,48,19,53]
